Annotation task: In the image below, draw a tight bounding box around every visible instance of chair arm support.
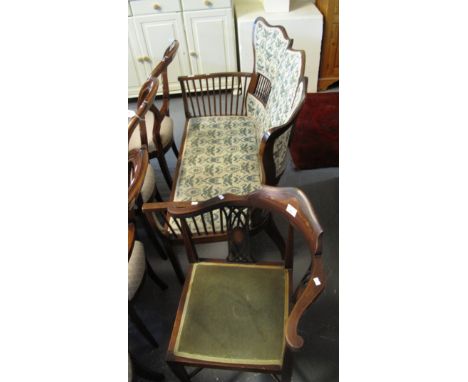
[178,72,255,118]
[285,255,326,350]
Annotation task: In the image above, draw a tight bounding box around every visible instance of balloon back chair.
[144,186,326,381]
[128,40,180,189]
[128,145,168,347]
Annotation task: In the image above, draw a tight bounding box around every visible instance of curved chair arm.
[246,186,325,350]
[142,201,192,238]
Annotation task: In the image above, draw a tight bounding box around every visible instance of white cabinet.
[132,12,191,94]
[128,0,238,98]
[183,8,237,75]
[128,19,147,97]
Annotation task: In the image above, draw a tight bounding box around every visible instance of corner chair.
[157,186,326,382]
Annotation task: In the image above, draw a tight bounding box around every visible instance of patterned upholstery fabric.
[173,262,288,365]
[128,241,145,301]
[247,19,305,177]
[246,94,271,143]
[128,113,173,152]
[174,116,262,201]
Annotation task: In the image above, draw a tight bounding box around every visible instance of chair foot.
[156,154,173,190]
[146,259,168,290]
[265,215,286,258]
[167,362,190,382]
[171,141,179,158]
[128,302,159,348]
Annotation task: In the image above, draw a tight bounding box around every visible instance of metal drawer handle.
[189,52,198,58]
[153,3,161,10]
[204,0,213,6]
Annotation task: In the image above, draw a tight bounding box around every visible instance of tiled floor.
[128,94,338,381]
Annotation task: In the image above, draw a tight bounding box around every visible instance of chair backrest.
[128,147,149,209]
[247,17,307,184]
[160,185,325,350]
[144,40,179,151]
[128,77,159,147]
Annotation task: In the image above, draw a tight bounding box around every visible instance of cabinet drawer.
[181,0,231,11]
[130,0,181,16]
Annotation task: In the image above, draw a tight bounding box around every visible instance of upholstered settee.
[141,19,308,282]
[172,17,307,207]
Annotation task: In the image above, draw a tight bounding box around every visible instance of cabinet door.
[128,19,147,98]
[133,13,191,93]
[183,8,237,75]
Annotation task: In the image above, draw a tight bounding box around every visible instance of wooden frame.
[160,186,325,381]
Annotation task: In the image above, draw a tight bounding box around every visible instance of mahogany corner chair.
[128,40,180,190]
[151,186,325,381]
[141,17,309,284]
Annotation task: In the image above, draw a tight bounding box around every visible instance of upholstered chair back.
[246,18,306,181]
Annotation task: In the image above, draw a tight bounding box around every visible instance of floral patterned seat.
[174,116,262,203]
[173,18,306,209]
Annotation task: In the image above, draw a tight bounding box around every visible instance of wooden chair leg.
[128,301,159,348]
[167,362,190,382]
[140,212,168,260]
[156,154,173,190]
[265,214,286,258]
[163,240,185,284]
[145,259,168,290]
[171,141,179,158]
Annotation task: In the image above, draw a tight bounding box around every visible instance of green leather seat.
[173,262,288,366]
